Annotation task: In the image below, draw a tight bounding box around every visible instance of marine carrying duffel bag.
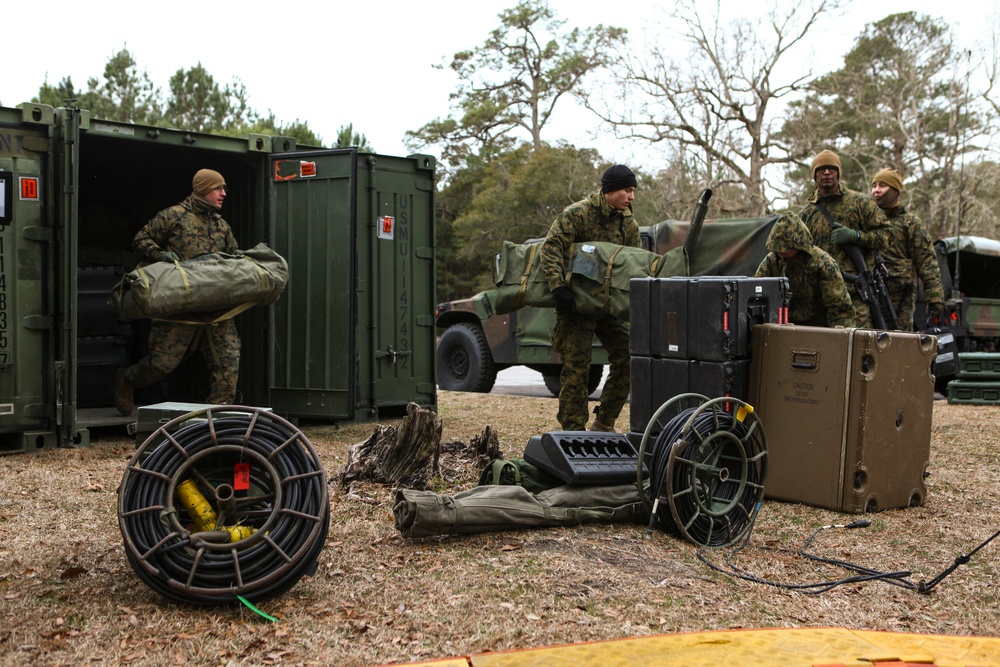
[109,242,288,323]
[492,240,689,320]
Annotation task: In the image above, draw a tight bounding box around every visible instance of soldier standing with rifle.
[540,165,640,433]
[799,150,894,328]
[870,168,946,331]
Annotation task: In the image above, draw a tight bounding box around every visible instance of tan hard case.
[748,324,937,513]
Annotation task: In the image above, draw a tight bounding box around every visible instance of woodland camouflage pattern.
[800,184,892,327]
[755,213,856,328]
[542,190,640,430]
[124,194,241,403]
[880,203,945,331]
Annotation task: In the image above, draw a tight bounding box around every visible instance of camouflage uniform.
[800,184,892,327]
[880,204,944,331]
[541,190,640,431]
[123,195,241,404]
[754,213,856,328]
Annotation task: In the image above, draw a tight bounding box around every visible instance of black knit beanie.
[601,165,637,193]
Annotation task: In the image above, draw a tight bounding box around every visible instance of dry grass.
[1,393,999,666]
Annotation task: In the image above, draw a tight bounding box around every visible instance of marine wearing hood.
[766,212,814,256]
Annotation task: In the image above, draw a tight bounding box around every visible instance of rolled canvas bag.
[110,242,288,323]
[392,483,645,538]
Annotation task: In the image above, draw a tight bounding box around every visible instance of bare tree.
[588,0,842,216]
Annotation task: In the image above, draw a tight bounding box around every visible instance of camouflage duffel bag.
[110,242,288,323]
[392,483,645,538]
[493,240,687,320]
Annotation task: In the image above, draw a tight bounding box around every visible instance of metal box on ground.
[956,352,1000,379]
[748,324,937,513]
[129,402,273,447]
[947,380,1000,405]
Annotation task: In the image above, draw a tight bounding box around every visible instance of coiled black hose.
[642,396,766,548]
[118,407,329,605]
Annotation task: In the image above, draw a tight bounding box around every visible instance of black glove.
[831,226,861,245]
[552,285,576,313]
[160,251,180,263]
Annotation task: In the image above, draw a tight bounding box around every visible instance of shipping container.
[0,103,436,454]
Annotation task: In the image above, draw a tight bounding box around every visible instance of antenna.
[952,48,972,300]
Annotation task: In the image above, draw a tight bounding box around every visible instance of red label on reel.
[234,463,250,491]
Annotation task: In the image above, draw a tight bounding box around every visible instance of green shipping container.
[0,103,436,453]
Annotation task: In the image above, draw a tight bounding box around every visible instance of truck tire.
[542,366,604,398]
[437,323,498,393]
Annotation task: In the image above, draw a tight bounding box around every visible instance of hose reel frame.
[636,393,767,548]
[118,406,330,605]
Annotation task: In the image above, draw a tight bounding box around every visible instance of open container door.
[268,150,359,420]
[267,149,437,422]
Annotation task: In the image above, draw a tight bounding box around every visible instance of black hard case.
[630,276,789,361]
[629,357,751,435]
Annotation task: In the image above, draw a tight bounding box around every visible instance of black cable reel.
[636,393,767,548]
[117,406,330,605]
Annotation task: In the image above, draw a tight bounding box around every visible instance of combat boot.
[590,419,616,432]
[114,368,134,416]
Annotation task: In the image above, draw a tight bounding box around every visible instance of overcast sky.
[3,0,992,173]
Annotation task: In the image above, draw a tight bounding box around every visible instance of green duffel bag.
[392,483,645,538]
[478,458,563,494]
[492,240,690,320]
[110,242,288,323]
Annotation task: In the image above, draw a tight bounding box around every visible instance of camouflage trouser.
[844,282,873,329]
[124,319,241,404]
[551,312,630,431]
[887,279,916,331]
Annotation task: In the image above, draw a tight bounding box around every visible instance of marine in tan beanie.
[871,168,903,210]
[811,150,842,177]
[192,169,227,210]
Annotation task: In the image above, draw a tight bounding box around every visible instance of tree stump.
[470,425,502,469]
[338,402,443,491]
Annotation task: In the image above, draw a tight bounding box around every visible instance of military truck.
[1,102,437,453]
[920,235,1000,354]
[435,216,777,394]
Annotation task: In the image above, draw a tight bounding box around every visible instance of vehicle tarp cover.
[110,242,289,323]
[491,216,777,319]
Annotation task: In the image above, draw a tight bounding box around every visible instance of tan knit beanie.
[192,169,226,196]
[811,150,842,177]
[872,168,903,194]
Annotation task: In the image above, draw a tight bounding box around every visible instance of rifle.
[815,202,898,330]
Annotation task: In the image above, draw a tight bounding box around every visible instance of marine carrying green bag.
[110,242,288,323]
[492,240,688,320]
[393,483,645,538]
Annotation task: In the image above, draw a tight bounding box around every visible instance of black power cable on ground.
[118,406,330,606]
[696,515,1000,594]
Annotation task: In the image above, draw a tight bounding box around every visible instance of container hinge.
[375,347,412,364]
[22,226,54,242]
[23,315,54,330]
